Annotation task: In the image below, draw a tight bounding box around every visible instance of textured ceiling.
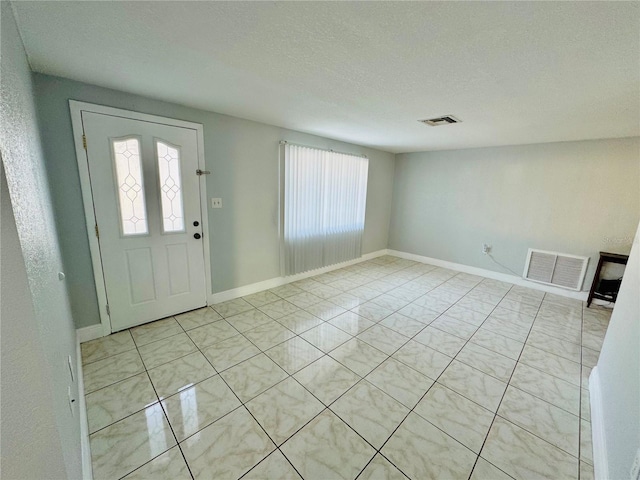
[12,1,640,153]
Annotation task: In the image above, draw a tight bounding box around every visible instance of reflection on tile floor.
[80,255,609,479]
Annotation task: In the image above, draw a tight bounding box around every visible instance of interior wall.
[0,3,81,478]
[0,165,68,480]
[389,138,640,289]
[33,74,395,329]
[595,221,639,479]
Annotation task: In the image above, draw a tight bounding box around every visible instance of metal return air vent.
[523,249,589,291]
[419,115,462,126]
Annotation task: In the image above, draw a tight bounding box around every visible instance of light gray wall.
[595,221,639,479]
[0,3,81,478]
[33,74,395,328]
[1,165,68,480]
[389,138,640,289]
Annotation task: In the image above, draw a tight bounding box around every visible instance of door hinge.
[196,169,211,176]
[95,224,99,238]
[106,304,110,316]
[82,134,87,150]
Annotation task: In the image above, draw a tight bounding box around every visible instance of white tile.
[175,307,222,331]
[382,412,477,480]
[481,417,578,480]
[162,375,241,441]
[123,446,191,480]
[246,377,324,445]
[510,363,580,415]
[259,299,300,320]
[81,331,135,365]
[498,385,579,457]
[243,320,295,350]
[280,410,375,480]
[83,349,145,394]
[131,318,182,346]
[147,351,216,399]
[328,311,375,335]
[414,326,467,357]
[276,310,324,334]
[86,372,158,433]
[357,454,407,480]
[243,290,281,308]
[438,361,507,412]
[365,357,434,408]
[186,320,238,349]
[330,338,388,377]
[211,298,254,317]
[201,334,260,371]
[181,407,275,479]
[416,382,494,453]
[456,342,516,382]
[243,450,302,479]
[331,380,409,448]
[265,336,324,374]
[300,322,352,352]
[90,404,176,479]
[294,355,361,405]
[357,324,409,355]
[392,340,451,379]
[138,333,197,369]
[469,458,514,480]
[220,353,288,402]
[226,309,274,333]
[378,312,427,336]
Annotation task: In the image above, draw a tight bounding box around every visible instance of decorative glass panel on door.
[156,140,185,233]
[112,137,149,235]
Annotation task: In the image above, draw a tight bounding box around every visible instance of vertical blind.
[282,143,369,275]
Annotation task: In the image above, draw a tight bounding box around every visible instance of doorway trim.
[69,100,212,337]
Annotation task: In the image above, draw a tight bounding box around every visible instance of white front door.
[82,112,207,332]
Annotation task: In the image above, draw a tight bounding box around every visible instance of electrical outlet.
[482,244,492,255]
[211,198,222,209]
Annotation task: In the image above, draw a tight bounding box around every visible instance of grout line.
[462,283,531,480]
[128,326,196,480]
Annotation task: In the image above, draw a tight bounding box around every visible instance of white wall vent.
[523,249,589,291]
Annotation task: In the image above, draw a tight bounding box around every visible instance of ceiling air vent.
[419,115,462,126]
[523,249,589,291]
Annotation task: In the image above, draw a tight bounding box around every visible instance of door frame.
[69,100,212,337]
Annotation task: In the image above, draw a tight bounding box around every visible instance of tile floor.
[80,255,610,480]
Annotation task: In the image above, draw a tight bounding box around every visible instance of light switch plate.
[211,198,223,209]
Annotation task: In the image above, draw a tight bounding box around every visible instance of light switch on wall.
[211,198,222,209]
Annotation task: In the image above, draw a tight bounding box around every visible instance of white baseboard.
[589,366,609,480]
[208,249,389,304]
[387,249,589,301]
[208,248,588,305]
[76,324,104,343]
[75,333,93,480]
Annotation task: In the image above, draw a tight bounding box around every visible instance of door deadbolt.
[193,221,199,227]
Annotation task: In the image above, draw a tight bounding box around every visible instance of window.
[156,140,185,233]
[112,137,148,235]
[282,143,369,275]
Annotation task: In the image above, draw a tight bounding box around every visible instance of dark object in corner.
[596,278,622,302]
[587,252,629,307]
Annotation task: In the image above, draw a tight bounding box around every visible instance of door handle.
[194,233,201,240]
